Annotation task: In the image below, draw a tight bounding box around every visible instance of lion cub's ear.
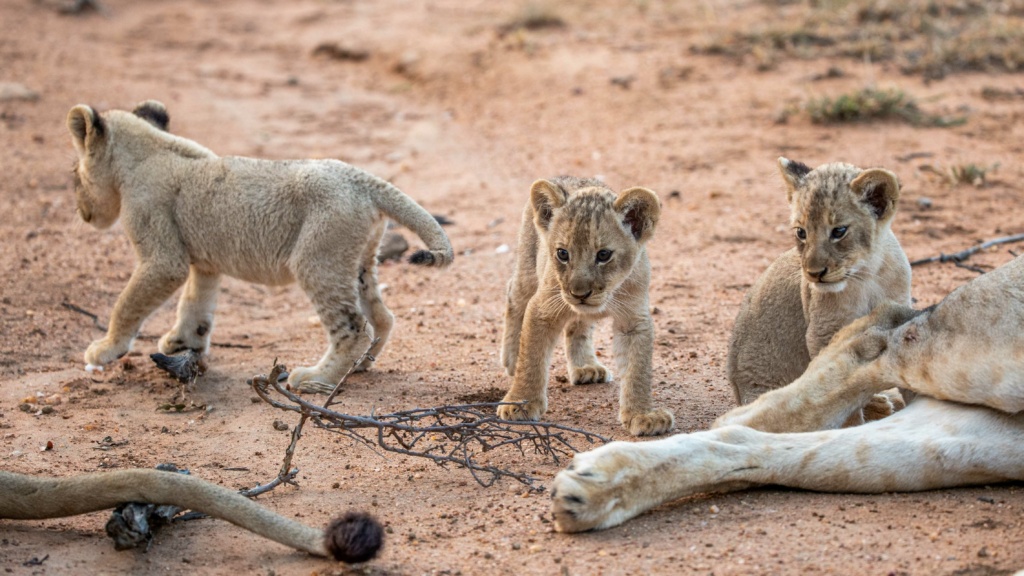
[132,100,170,131]
[851,168,900,222]
[530,179,568,231]
[778,156,812,204]
[613,187,660,243]
[67,105,105,156]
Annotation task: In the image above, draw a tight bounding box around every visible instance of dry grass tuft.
[805,86,966,127]
[692,0,1024,79]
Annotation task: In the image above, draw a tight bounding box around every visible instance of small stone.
[917,197,934,209]
[0,82,40,102]
[272,420,289,431]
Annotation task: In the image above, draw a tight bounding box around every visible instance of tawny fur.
[498,176,673,436]
[727,158,911,422]
[551,255,1024,533]
[68,101,453,392]
[0,469,330,556]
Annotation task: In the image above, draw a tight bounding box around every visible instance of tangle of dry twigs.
[249,360,608,490]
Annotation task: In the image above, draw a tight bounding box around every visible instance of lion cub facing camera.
[498,177,674,436]
[68,100,453,392]
[728,158,911,419]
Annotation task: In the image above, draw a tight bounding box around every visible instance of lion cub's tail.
[368,176,454,268]
[0,469,382,562]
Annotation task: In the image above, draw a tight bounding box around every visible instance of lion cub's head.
[67,100,170,229]
[530,176,660,314]
[778,157,900,293]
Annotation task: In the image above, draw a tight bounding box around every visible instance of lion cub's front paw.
[862,392,895,422]
[569,364,611,386]
[287,367,337,394]
[621,408,675,436]
[84,338,130,369]
[551,443,638,533]
[496,396,547,421]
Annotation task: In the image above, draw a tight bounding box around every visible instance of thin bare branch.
[250,363,608,490]
[910,233,1024,270]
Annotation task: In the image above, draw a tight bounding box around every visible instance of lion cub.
[68,100,453,392]
[728,158,911,417]
[498,177,674,436]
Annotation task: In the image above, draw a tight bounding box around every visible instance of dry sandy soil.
[2,1,1024,574]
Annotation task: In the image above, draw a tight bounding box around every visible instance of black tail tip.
[408,250,436,266]
[324,511,384,563]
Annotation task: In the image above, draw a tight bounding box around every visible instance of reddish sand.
[1,1,1023,574]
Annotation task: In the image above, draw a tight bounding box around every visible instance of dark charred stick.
[910,233,1024,268]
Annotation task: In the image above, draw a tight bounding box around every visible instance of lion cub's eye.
[595,249,613,263]
[831,226,848,240]
[556,248,570,263]
[795,228,807,241]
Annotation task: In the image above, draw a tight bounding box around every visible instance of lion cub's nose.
[570,289,593,302]
[808,267,828,281]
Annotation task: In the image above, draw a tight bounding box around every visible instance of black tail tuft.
[324,511,384,563]
[408,250,436,266]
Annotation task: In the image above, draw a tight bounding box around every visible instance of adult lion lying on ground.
[68,100,453,392]
[551,255,1024,532]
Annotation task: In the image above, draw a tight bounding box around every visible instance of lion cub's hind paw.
[287,367,338,394]
[496,397,546,421]
[569,364,611,386]
[622,408,675,436]
[158,329,208,356]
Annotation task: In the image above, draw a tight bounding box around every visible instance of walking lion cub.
[498,177,674,436]
[68,100,453,391]
[727,158,911,417]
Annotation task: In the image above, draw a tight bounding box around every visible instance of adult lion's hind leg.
[553,398,1024,532]
[551,429,759,532]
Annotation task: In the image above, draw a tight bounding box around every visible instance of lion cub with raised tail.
[68,101,453,392]
[728,158,911,419]
[498,177,674,436]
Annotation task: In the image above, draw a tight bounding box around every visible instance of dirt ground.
[2,1,1024,574]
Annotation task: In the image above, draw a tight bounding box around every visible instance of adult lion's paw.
[84,337,129,369]
[287,367,336,394]
[496,396,546,421]
[551,443,639,533]
[621,408,675,436]
[569,364,611,386]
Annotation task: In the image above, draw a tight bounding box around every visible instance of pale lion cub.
[727,158,911,414]
[68,100,453,392]
[498,177,674,436]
